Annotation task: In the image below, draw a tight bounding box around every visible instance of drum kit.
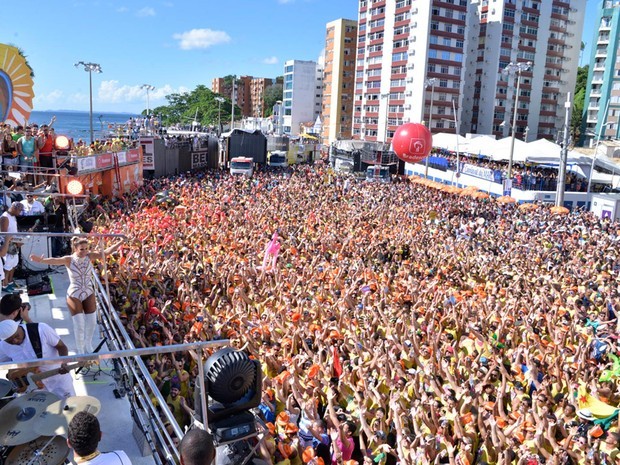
[0,380,101,465]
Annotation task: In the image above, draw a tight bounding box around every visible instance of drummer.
[0,319,75,398]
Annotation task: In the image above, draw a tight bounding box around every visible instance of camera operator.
[46,194,68,257]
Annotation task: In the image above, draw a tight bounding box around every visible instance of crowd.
[431,150,588,193]
[82,164,620,465]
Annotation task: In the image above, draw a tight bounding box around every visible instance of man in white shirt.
[20,192,45,216]
[0,319,75,398]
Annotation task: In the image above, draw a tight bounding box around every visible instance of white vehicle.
[268,151,288,167]
[366,165,391,183]
[230,157,254,176]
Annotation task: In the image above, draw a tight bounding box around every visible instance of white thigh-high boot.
[83,312,98,353]
[72,313,85,354]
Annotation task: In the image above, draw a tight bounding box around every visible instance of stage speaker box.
[27,274,52,296]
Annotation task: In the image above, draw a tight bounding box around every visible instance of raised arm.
[30,254,70,267]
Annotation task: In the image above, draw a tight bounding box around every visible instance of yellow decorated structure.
[0,44,35,126]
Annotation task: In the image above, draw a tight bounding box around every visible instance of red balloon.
[392,123,433,163]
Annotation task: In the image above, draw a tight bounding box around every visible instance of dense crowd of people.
[80,165,620,465]
[431,150,589,193]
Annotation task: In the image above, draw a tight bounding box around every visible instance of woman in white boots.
[30,237,123,354]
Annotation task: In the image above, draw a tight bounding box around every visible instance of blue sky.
[4,0,355,113]
[3,0,600,114]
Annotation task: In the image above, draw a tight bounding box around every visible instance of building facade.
[212,75,281,118]
[353,0,585,145]
[322,19,358,144]
[282,60,323,136]
[582,1,620,146]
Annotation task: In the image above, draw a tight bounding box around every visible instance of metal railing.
[0,232,227,464]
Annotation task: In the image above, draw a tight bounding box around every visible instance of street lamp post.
[380,93,390,144]
[214,97,225,135]
[424,78,438,178]
[502,61,532,193]
[452,99,460,186]
[140,84,155,116]
[230,75,236,131]
[74,61,102,144]
[556,92,572,207]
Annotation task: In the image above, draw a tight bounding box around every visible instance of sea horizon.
[29,110,141,141]
[34,109,138,115]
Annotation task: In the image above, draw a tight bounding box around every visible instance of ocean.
[29,110,140,142]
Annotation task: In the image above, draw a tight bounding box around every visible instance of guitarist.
[0,319,75,398]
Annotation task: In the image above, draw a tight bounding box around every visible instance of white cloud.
[34,90,65,106]
[136,7,156,17]
[97,80,189,104]
[116,6,128,12]
[173,29,231,50]
[263,56,279,65]
[277,0,294,3]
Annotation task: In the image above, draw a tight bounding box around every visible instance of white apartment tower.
[282,60,323,136]
[582,1,620,146]
[353,0,585,144]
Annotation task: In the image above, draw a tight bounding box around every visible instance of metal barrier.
[0,232,225,464]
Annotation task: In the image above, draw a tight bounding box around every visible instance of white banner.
[460,163,495,182]
[76,156,97,173]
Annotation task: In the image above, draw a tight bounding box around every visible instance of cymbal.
[0,391,60,446]
[0,379,13,398]
[6,435,69,465]
[35,395,101,436]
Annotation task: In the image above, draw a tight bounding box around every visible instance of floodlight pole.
[215,97,225,136]
[230,75,236,131]
[453,99,460,186]
[502,62,532,184]
[424,78,438,178]
[74,61,102,145]
[556,92,571,207]
[141,84,155,116]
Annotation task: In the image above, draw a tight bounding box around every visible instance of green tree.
[263,83,283,117]
[151,85,240,129]
[571,65,589,143]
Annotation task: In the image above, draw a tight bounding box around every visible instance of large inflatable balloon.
[392,123,432,163]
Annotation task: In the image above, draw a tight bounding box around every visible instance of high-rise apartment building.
[322,19,358,143]
[212,75,281,118]
[582,1,620,146]
[353,0,585,145]
[282,60,323,136]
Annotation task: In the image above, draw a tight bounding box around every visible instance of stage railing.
[0,232,219,464]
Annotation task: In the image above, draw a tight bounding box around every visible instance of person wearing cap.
[0,318,75,398]
[0,201,23,293]
[67,411,133,465]
[179,428,215,465]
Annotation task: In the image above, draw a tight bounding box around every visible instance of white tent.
[431,132,469,152]
[525,139,592,165]
[485,137,530,163]
[459,135,497,157]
